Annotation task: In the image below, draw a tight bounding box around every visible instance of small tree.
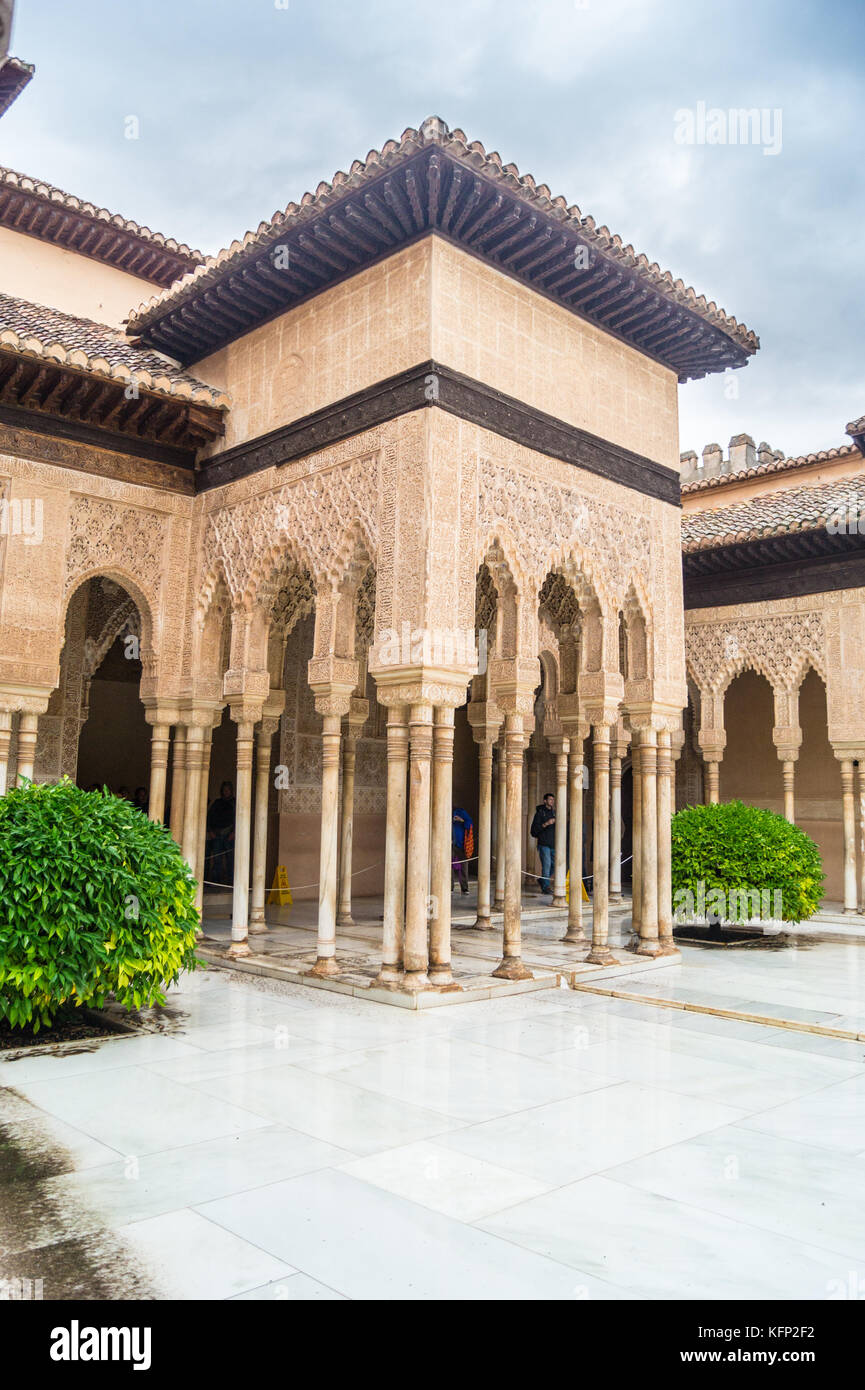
[0,779,199,1031]
[670,800,824,926]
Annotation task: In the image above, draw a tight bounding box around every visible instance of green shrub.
[0,778,199,1031]
[670,800,824,925]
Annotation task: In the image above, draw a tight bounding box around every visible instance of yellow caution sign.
[267,865,293,907]
[565,870,590,903]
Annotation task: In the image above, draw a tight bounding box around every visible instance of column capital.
[547,735,570,756]
[832,743,865,763]
[180,701,224,732]
[223,668,269,703]
[773,725,802,762]
[467,698,503,743]
[487,656,540,712]
[0,682,52,716]
[375,670,467,710]
[143,699,181,728]
[229,699,265,728]
[625,700,684,732]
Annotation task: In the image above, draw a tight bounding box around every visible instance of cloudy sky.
[4,0,863,458]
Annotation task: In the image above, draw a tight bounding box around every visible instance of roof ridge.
[125,115,758,359]
[0,165,204,261]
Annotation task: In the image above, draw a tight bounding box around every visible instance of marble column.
[147,720,172,823]
[551,740,569,906]
[0,711,12,795]
[376,705,408,986]
[858,763,865,916]
[494,740,507,910]
[637,729,661,956]
[228,717,256,959]
[562,732,587,944]
[525,749,539,882]
[404,704,434,990]
[474,739,495,929]
[587,725,615,965]
[704,757,721,804]
[311,713,342,976]
[657,729,676,954]
[181,725,205,876]
[429,707,456,986]
[336,723,363,928]
[249,717,278,934]
[168,725,187,844]
[631,738,642,939]
[781,759,796,823]
[494,712,532,980]
[16,712,38,784]
[194,727,214,920]
[840,758,857,915]
[609,743,624,904]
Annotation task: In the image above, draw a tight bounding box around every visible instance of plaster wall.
[0,225,159,327]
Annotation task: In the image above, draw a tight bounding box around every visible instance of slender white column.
[249,719,277,934]
[16,712,39,784]
[841,759,857,915]
[551,742,569,906]
[637,729,661,956]
[312,713,342,976]
[0,711,12,795]
[493,714,532,980]
[168,725,187,844]
[609,750,623,903]
[494,741,507,909]
[181,726,204,874]
[562,739,587,944]
[525,751,538,882]
[377,706,408,985]
[429,707,455,986]
[474,740,494,929]
[227,719,256,958]
[147,722,171,823]
[858,764,865,916]
[587,726,615,965]
[704,758,721,804]
[782,760,796,822]
[403,704,434,990]
[194,729,213,919]
[336,726,361,927]
[657,730,676,954]
[631,740,642,940]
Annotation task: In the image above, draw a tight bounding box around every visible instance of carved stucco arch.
[62,568,156,685]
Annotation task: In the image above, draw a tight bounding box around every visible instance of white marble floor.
[3,941,865,1301]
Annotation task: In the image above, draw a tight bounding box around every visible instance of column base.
[310,956,340,978]
[609,892,623,905]
[248,916,268,935]
[492,956,533,981]
[585,947,617,966]
[472,915,494,931]
[493,898,505,911]
[400,969,430,992]
[561,928,588,945]
[336,912,355,927]
[635,937,664,957]
[843,908,859,917]
[374,965,403,988]
[226,939,252,960]
[428,964,454,986]
[656,941,681,958]
[551,895,567,908]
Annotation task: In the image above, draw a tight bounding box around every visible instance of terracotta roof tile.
[681,444,860,494]
[127,115,758,371]
[682,476,865,551]
[0,292,228,407]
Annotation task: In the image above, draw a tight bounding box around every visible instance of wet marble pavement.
[2,940,865,1300]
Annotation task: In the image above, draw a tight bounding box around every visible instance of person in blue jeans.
[530,792,556,895]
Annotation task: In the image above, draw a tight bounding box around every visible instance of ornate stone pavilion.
[2,60,860,996]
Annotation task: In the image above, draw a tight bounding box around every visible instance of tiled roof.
[681,444,860,494]
[682,476,865,551]
[0,58,34,120]
[847,414,865,448]
[0,293,228,406]
[127,116,758,378]
[0,167,203,286]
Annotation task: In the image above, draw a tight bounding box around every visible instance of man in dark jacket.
[530,792,556,895]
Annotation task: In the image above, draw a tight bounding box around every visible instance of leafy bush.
[0,778,199,1031]
[670,800,824,925]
